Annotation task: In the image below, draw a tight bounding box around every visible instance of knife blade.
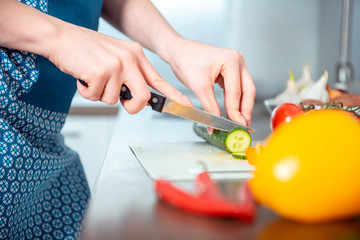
[119,84,255,132]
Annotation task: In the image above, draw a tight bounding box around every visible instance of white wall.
[98,0,360,102]
[225,0,321,99]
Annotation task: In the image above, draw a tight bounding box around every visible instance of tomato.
[250,110,360,223]
[270,103,303,131]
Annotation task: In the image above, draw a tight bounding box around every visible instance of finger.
[98,52,123,105]
[77,78,107,101]
[119,68,151,114]
[215,75,225,89]
[239,66,256,126]
[223,88,247,126]
[137,55,193,107]
[222,64,246,125]
[77,80,88,95]
[196,83,221,117]
[100,76,122,105]
[77,71,108,101]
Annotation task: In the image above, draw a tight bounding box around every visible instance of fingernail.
[182,95,193,107]
[247,121,251,127]
[240,115,247,126]
[207,127,214,135]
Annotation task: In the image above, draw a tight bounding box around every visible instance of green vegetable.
[301,102,360,118]
[232,152,247,159]
[193,123,251,155]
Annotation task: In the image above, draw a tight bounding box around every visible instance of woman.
[0,0,256,239]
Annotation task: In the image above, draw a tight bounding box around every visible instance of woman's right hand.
[47,23,192,114]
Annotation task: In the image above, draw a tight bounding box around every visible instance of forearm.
[0,0,61,58]
[101,0,183,62]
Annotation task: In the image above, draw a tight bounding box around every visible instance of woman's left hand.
[164,38,256,127]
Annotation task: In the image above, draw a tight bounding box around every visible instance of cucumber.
[232,152,247,159]
[193,123,251,154]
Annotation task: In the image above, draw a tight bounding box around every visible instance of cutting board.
[130,141,255,181]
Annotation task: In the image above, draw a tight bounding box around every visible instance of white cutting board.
[130,141,255,181]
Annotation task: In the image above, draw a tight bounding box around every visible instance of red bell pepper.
[154,172,256,223]
[195,171,226,201]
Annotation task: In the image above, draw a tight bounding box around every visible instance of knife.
[77,80,254,132]
[119,85,255,132]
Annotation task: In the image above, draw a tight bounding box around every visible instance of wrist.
[153,34,185,64]
[0,1,64,59]
[35,16,64,59]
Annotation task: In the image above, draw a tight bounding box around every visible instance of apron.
[0,0,103,239]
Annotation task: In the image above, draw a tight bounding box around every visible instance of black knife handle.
[77,80,166,112]
[120,84,166,112]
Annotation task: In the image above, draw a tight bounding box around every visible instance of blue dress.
[0,0,103,239]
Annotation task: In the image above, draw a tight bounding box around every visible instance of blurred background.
[65,0,360,190]
[98,0,360,102]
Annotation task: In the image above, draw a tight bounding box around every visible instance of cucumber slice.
[232,152,247,159]
[225,128,252,153]
[193,123,252,154]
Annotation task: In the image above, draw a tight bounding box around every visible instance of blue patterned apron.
[0,0,103,239]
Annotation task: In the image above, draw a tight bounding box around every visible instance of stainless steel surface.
[340,0,352,64]
[81,103,360,240]
[81,105,273,240]
[197,160,252,174]
[335,0,354,90]
[162,99,255,132]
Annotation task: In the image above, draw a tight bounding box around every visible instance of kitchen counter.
[81,103,360,240]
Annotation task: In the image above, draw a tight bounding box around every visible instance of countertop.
[80,103,360,240]
[69,92,119,115]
